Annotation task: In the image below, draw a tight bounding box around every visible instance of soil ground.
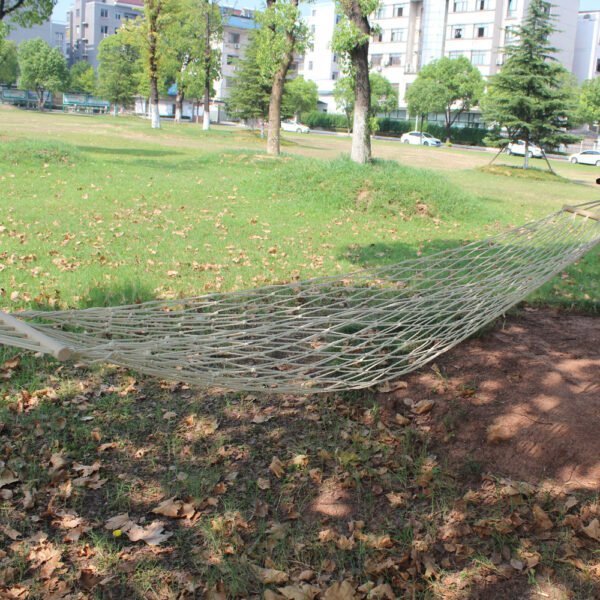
[394,308,600,493]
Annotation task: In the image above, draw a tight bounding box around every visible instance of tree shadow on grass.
[78,145,183,158]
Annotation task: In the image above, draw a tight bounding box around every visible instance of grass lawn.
[0,106,599,599]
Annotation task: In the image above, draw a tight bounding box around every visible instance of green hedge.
[301,111,488,146]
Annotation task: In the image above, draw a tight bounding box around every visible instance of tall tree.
[281,75,317,120]
[0,38,18,85]
[408,56,483,143]
[0,0,54,25]
[333,75,354,131]
[97,31,142,115]
[482,0,578,168]
[69,61,96,94]
[162,0,221,125]
[405,77,443,132]
[17,38,68,110]
[332,0,378,164]
[256,0,309,155]
[226,33,271,135]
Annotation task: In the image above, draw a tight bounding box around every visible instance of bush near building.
[302,111,488,146]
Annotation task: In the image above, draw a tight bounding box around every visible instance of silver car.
[506,140,544,158]
[281,120,310,134]
[400,131,442,146]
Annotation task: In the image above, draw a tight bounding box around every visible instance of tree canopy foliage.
[0,38,18,85]
[407,56,483,142]
[0,0,54,26]
[282,75,318,119]
[97,31,142,113]
[69,61,96,94]
[17,37,68,109]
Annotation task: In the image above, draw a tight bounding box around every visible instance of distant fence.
[63,93,110,114]
[0,88,53,109]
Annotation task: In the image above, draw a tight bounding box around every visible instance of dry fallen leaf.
[269,456,285,479]
[127,521,172,546]
[257,477,271,490]
[412,399,435,415]
[582,518,600,541]
[151,497,195,519]
[104,513,133,531]
[532,504,553,531]
[322,580,357,600]
[253,565,289,585]
[0,467,19,488]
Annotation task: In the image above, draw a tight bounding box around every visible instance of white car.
[506,140,544,158]
[400,131,442,146]
[569,150,600,166]
[281,120,310,133]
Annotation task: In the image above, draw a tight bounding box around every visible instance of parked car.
[281,120,310,133]
[400,131,442,146]
[506,140,544,158]
[568,150,600,166]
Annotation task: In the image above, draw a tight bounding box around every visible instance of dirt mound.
[396,308,600,492]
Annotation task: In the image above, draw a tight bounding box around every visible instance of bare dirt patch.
[389,308,600,492]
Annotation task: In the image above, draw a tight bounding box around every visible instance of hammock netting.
[1,201,599,393]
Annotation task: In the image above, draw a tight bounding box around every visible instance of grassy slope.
[0,107,598,312]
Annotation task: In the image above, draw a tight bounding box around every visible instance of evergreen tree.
[483,0,578,168]
[226,34,271,136]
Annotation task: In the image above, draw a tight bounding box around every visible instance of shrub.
[301,111,350,131]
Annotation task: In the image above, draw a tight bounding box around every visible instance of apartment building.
[6,20,67,56]
[302,0,578,115]
[573,11,600,83]
[66,0,143,68]
[214,8,258,102]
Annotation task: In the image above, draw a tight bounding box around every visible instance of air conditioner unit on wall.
[234,43,240,49]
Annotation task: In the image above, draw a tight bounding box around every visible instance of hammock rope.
[1,201,599,393]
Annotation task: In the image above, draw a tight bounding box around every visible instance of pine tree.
[226,35,272,136]
[483,0,578,169]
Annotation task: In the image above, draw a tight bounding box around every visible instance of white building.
[6,20,67,56]
[66,0,143,68]
[573,11,600,83]
[302,0,578,116]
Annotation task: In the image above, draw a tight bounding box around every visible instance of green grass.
[1,107,598,313]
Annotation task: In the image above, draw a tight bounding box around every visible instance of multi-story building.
[66,0,143,67]
[214,8,258,102]
[302,0,578,117]
[6,20,67,56]
[573,11,600,83]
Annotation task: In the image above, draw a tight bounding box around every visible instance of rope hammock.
[1,201,599,394]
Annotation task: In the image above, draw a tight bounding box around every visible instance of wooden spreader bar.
[563,205,600,222]
[0,311,72,361]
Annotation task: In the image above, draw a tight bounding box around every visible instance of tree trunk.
[524,140,530,169]
[150,77,161,129]
[445,110,452,144]
[266,0,298,156]
[113,104,118,116]
[203,87,210,131]
[175,90,184,123]
[147,0,161,129]
[37,88,45,111]
[345,0,371,164]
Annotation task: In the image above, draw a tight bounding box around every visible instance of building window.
[448,50,466,59]
[453,0,468,12]
[376,7,386,19]
[390,28,406,42]
[451,25,465,39]
[471,50,489,65]
[505,25,518,42]
[332,53,337,63]
[373,31,383,42]
[389,53,403,66]
[507,0,517,17]
[100,25,108,35]
[311,8,316,16]
[476,24,489,38]
[100,8,108,17]
[478,0,489,9]
[335,14,342,24]
[371,54,383,66]
[596,58,600,72]
[311,24,315,33]
[229,32,240,44]
[226,54,237,65]
[393,4,404,17]
[115,12,120,19]
[332,71,338,80]
[308,61,313,70]
[75,8,80,16]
